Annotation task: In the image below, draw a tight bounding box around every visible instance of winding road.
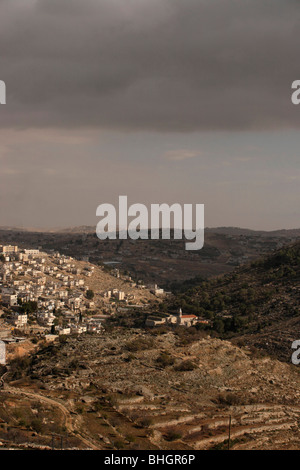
[0,368,102,450]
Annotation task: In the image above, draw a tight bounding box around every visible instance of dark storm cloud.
[1,0,300,131]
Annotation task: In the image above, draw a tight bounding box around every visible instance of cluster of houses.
[146,308,210,328]
[0,245,103,337]
[0,244,209,339]
[103,288,135,302]
[110,268,168,297]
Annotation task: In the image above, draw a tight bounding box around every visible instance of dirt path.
[1,382,102,450]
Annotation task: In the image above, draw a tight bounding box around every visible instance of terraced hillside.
[2,331,300,450]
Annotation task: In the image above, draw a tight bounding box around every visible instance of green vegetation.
[86,289,95,300]
[164,429,182,441]
[156,352,175,367]
[124,337,154,352]
[18,300,38,313]
[165,241,300,339]
[174,360,196,372]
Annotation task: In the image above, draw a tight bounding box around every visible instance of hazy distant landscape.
[1,226,299,286]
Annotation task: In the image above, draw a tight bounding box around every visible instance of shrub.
[86,290,95,300]
[165,430,182,441]
[114,440,125,449]
[216,392,242,406]
[156,352,175,367]
[139,417,153,428]
[174,360,196,372]
[124,338,154,352]
[31,418,43,433]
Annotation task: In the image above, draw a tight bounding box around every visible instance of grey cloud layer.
[1,0,300,131]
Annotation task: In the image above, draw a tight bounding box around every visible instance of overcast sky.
[0,0,300,230]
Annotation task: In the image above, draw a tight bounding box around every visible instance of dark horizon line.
[0,225,300,235]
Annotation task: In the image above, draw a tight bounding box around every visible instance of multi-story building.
[8,312,28,328]
[0,245,18,255]
[2,293,18,307]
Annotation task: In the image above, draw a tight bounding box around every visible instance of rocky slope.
[169,241,300,362]
[2,330,300,450]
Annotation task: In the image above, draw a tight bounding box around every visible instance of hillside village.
[0,243,159,345]
[1,239,300,362]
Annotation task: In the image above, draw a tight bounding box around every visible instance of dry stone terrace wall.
[5,330,300,450]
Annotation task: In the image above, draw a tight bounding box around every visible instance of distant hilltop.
[205,227,300,238]
[1,225,300,238]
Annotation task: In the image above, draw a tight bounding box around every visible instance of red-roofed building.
[176,308,198,327]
